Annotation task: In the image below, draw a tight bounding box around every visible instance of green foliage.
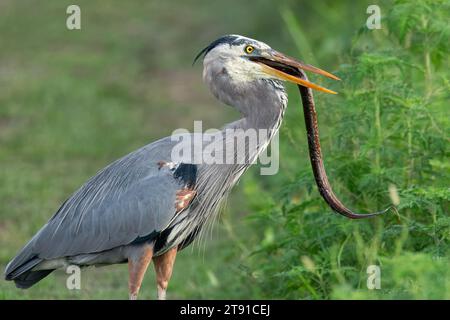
[241,0,449,299]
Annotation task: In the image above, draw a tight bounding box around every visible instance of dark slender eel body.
[297,71,390,219]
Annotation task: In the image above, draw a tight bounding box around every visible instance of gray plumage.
[5,35,289,289]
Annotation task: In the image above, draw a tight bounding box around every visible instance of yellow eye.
[245,45,254,54]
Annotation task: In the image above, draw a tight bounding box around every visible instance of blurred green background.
[0,0,448,299]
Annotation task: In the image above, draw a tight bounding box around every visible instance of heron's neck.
[225,79,287,135]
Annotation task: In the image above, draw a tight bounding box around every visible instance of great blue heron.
[5,35,388,299]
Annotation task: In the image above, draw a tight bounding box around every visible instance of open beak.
[250,50,340,94]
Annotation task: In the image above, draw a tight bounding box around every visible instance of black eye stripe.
[193,35,246,65]
[193,35,261,65]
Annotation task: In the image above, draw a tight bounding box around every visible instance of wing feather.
[5,137,190,276]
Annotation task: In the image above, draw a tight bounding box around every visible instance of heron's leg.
[128,244,153,300]
[152,247,178,300]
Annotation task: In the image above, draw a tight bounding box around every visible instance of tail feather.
[13,269,55,289]
[5,236,36,276]
[5,238,55,289]
[5,255,55,289]
[5,256,41,280]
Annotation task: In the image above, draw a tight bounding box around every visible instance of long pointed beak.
[251,50,340,94]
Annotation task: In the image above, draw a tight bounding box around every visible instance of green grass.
[1,0,448,299]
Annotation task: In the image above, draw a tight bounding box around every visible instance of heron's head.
[194,34,340,104]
